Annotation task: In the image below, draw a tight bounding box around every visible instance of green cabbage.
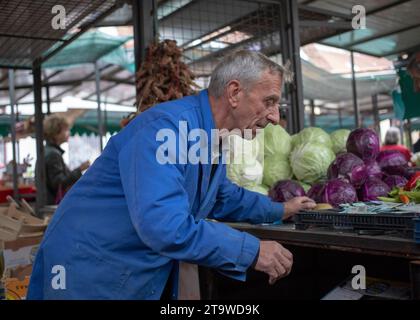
[295,180,311,193]
[291,134,298,150]
[245,184,269,195]
[290,143,335,184]
[255,131,265,163]
[293,127,332,150]
[330,129,351,154]
[263,124,291,159]
[263,154,293,187]
[227,161,263,187]
[226,135,262,187]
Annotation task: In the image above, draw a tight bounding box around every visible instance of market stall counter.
[198,221,420,300]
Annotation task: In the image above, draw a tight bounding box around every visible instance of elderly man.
[28,50,315,300]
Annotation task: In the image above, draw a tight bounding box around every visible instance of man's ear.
[226,80,241,108]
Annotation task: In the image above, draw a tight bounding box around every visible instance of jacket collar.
[46,142,65,155]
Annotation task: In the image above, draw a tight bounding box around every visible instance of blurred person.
[381,126,412,162]
[38,114,90,205]
[413,132,420,154]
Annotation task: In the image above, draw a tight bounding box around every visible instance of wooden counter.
[198,222,420,300]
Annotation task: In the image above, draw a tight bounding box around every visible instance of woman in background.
[381,127,412,162]
[40,114,90,205]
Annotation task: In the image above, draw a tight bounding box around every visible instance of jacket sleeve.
[208,167,284,224]
[45,152,82,191]
[118,118,259,281]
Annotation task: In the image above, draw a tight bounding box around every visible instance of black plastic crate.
[294,210,418,236]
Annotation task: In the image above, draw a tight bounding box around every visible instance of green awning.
[43,30,132,69]
[0,110,129,138]
[392,70,420,120]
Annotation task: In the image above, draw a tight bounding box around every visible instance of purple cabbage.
[346,128,380,161]
[307,183,325,203]
[327,153,367,188]
[358,177,391,202]
[376,150,412,180]
[382,165,413,180]
[322,178,358,207]
[377,150,407,169]
[269,180,306,202]
[364,160,383,180]
[383,175,408,189]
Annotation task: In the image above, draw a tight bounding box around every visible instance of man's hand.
[254,241,293,285]
[79,160,91,172]
[283,196,316,220]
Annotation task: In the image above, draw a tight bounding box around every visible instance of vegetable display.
[290,143,335,184]
[307,183,325,203]
[263,124,291,159]
[322,179,358,208]
[383,175,408,189]
[263,155,292,187]
[225,122,415,207]
[364,160,383,180]
[292,127,332,150]
[346,128,379,161]
[268,180,306,202]
[226,134,262,188]
[327,153,367,188]
[330,129,351,154]
[358,178,391,202]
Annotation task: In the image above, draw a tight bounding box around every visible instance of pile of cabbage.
[226,125,344,196]
[226,125,414,207]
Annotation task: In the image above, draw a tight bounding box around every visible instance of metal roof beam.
[0,64,113,92]
[101,75,135,85]
[15,70,64,103]
[0,33,66,42]
[115,95,136,105]
[83,74,135,99]
[365,0,413,15]
[298,4,353,21]
[50,83,83,101]
[41,1,125,65]
[345,22,420,49]
[384,42,420,57]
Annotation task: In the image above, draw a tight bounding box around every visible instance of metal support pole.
[46,84,51,115]
[372,94,380,135]
[351,51,359,128]
[280,0,304,134]
[310,99,315,127]
[406,119,413,150]
[289,0,304,133]
[338,108,343,128]
[400,121,405,146]
[95,62,104,152]
[33,62,47,211]
[279,1,292,133]
[133,0,157,73]
[8,69,19,200]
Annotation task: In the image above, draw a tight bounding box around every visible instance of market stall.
[199,221,420,300]
[218,123,420,300]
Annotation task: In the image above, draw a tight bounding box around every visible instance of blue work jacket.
[27,90,284,300]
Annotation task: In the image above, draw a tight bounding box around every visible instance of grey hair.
[384,127,400,145]
[208,50,293,98]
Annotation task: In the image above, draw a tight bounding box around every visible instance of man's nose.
[266,107,280,125]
